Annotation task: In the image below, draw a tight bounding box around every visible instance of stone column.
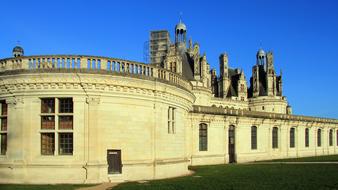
[6,97,25,163]
[224,121,229,163]
[85,96,106,183]
[81,57,88,70]
[73,97,86,162]
[100,59,107,72]
[280,125,288,158]
[296,126,300,158]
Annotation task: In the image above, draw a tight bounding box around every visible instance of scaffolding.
[149,30,170,67]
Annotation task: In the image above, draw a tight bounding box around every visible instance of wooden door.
[107,150,122,174]
[228,126,236,163]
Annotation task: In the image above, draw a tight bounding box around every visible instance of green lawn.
[113,164,338,190]
[0,184,94,190]
[2,157,338,190]
[260,154,338,162]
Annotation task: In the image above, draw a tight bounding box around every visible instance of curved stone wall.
[0,56,195,183]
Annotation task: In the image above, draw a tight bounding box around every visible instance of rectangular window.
[41,133,55,155]
[1,102,7,115]
[0,100,7,155]
[41,116,55,129]
[41,98,55,113]
[167,107,175,134]
[199,123,208,151]
[59,98,73,113]
[40,98,73,156]
[0,134,7,155]
[59,133,73,155]
[59,116,73,129]
[1,118,7,131]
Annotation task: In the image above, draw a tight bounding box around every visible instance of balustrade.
[0,55,192,91]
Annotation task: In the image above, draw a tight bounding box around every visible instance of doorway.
[107,150,122,174]
[228,125,236,163]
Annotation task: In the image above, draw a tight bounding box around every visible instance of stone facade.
[0,21,337,184]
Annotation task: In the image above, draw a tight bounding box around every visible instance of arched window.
[199,123,208,151]
[272,127,278,149]
[329,129,333,146]
[317,129,322,147]
[305,128,309,147]
[290,128,295,148]
[251,126,257,150]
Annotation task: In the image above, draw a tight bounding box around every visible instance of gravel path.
[76,183,118,190]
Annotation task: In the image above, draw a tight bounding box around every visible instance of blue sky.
[1,0,338,118]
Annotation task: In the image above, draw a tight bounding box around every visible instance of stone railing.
[193,105,338,124]
[0,55,192,91]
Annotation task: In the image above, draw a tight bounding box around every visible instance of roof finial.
[179,11,183,23]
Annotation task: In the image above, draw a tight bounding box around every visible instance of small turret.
[256,48,266,65]
[13,45,24,57]
[175,19,187,45]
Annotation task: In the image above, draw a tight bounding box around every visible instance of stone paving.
[76,183,118,190]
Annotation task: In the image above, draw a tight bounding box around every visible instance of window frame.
[199,123,208,151]
[305,128,309,147]
[0,100,8,155]
[329,129,333,146]
[251,126,257,150]
[59,133,73,155]
[40,97,74,156]
[272,127,278,149]
[290,127,295,148]
[167,107,176,134]
[41,133,55,155]
[317,128,322,147]
[41,98,55,114]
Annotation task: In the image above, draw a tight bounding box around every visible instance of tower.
[237,70,248,101]
[12,45,24,57]
[277,69,283,96]
[219,53,230,98]
[211,69,218,96]
[200,54,208,86]
[252,48,266,97]
[252,64,260,97]
[266,51,276,96]
[163,44,183,75]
